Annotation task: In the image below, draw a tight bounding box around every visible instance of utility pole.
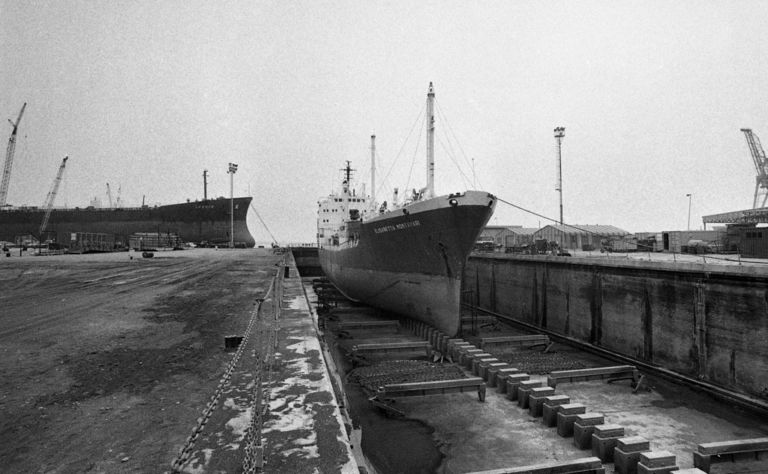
[686,193,692,231]
[228,163,238,248]
[554,126,565,252]
[203,169,208,201]
[554,127,565,225]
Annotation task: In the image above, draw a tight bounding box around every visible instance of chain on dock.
[242,262,283,473]
[170,274,275,473]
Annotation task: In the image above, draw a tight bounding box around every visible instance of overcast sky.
[2,1,768,244]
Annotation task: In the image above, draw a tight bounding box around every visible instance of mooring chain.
[242,265,283,473]
[263,268,281,415]
[260,317,278,429]
[242,317,269,473]
[262,257,284,418]
[170,278,274,473]
[242,347,264,473]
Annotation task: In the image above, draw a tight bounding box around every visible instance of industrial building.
[533,224,629,251]
[696,128,768,258]
[477,225,538,251]
[660,229,727,253]
[704,207,768,257]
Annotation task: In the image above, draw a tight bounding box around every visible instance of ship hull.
[0,197,255,247]
[319,190,495,336]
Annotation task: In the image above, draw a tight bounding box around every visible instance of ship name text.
[374,219,421,234]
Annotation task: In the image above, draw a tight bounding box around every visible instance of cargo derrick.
[0,103,27,207]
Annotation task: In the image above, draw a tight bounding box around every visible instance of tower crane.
[39,156,68,238]
[1,103,27,207]
[741,128,768,208]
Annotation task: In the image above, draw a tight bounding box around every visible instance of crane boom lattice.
[741,128,768,208]
[40,156,69,237]
[1,103,27,207]
[106,183,113,208]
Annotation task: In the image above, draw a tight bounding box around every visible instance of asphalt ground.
[0,248,355,473]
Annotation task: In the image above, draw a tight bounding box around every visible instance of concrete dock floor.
[317,298,768,473]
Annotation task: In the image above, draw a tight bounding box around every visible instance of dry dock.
[3,247,768,473]
[316,297,768,473]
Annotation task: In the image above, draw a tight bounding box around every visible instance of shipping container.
[661,230,726,253]
[739,226,768,258]
[67,232,116,253]
[129,232,182,250]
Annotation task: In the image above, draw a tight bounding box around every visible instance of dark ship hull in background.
[0,196,255,247]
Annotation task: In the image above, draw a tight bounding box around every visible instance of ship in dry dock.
[317,83,496,336]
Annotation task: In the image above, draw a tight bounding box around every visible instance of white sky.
[2,1,768,244]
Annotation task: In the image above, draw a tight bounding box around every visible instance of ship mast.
[370,134,376,207]
[426,82,435,199]
[342,160,353,194]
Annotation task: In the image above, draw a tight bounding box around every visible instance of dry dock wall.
[464,254,768,400]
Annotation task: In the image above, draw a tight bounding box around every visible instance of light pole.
[686,193,692,231]
[228,162,238,248]
[554,126,565,252]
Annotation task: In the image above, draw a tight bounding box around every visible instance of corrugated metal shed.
[533,224,630,250]
[538,224,629,235]
[479,225,539,248]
